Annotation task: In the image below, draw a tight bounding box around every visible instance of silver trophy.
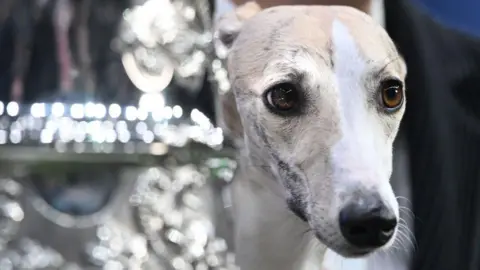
[0,0,238,269]
[118,0,213,94]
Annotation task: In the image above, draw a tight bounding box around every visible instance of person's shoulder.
[429,20,480,60]
[413,7,480,125]
[409,3,480,64]
[389,0,480,64]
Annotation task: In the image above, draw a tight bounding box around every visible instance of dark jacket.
[386,0,480,269]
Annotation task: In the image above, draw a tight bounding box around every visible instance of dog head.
[216,3,406,257]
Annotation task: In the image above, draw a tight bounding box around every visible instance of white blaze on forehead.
[329,19,386,188]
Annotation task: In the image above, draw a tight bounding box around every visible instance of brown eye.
[381,80,404,111]
[265,83,300,113]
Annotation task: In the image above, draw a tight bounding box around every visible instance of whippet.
[215,2,408,269]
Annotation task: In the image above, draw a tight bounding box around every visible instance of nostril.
[380,218,397,233]
[348,225,368,236]
[339,201,397,249]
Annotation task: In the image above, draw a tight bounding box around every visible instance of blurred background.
[416,0,480,36]
[0,0,237,269]
[0,0,476,269]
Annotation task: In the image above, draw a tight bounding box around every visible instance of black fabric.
[385,1,480,269]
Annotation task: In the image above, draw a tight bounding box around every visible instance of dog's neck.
[232,151,327,270]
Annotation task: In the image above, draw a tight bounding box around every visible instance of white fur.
[330,19,398,216]
[232,168,324,270]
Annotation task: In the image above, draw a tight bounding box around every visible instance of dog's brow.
[372,56,403,77]
[294,47,331,68]
[260,62,305,87]
[260,49,328,84]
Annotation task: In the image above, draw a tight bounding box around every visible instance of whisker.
[395,196,411,204]
[397,204,423,225]
[397,221,414,235]
[399,206,414,219]
[397,224,417,251]
[386,243,404,267]
[398,226,417,250]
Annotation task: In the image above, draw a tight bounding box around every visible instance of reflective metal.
[0,0,238,268]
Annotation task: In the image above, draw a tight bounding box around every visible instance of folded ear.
[216,89,244,146]
[214,2,261,147]
[215,1,262,52]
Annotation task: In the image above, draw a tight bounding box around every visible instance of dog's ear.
[214,2,261,146]
[215,1,262,51]
[217,89,245,146]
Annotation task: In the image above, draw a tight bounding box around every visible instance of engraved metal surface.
[0,156,238,269]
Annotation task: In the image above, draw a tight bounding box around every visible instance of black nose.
[339,199,397,249]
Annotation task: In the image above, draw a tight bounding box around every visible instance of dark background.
[415,0,480,36]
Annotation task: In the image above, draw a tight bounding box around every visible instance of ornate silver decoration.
[0,0,241,269]
[131,165,239,270]
[0,100,224,156]
[0,158,238,269]
[0,179,24,249]
[85,220,151,269]
[118,0,213,94]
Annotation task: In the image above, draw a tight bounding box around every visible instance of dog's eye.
[380,79,404,111]
[264,83,300,113]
